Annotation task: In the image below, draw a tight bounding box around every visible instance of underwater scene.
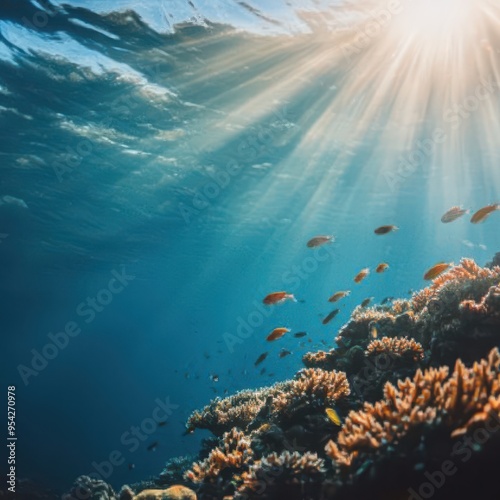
[2,0,500,499]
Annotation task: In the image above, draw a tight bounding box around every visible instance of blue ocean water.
[1,0,499,494]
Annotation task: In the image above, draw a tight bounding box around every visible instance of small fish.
[360,297,373,308]
[183,426,195,436]
[158,420,168,427]
[369,323,378,339]
[424,262,451,280]
[320,339,327,346]
[374,225,398,235]
[381,296,394,305]
[279,349,292,358]
[375,263,389,273]
[260,367,266,375]
[470,204,500,224]
[307,235,334,248]
[147,441,159,451]
[210,374,219,382]
[128,463,135,470]
[266,327,290,341]
[328,290,350,302]
[325,408,341,426]
[322,309,340,325]
[293,331,307,338]
[441,206,469,223]
[254,352,268,366]
[263,291,297,305]
[354,268,370,283]
[267,373,275,377]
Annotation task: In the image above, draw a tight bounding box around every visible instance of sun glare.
[394,0,475,42]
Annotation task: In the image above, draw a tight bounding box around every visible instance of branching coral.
[186,383,293,436]
[411,258,500,314]
[326,348,500,470]
[187,371,350,436]
[235,451,326,499]
[365,336,424,362]
[185,429,253,484]
[284,368,350,408]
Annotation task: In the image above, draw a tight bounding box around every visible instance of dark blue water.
[1,0,499,493]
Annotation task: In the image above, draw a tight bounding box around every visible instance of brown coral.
[185,429,253,484]
[326,348,500,470]
[365,336,424,362]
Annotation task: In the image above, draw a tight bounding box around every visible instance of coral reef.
[235,451,326,500]
[62,476,117,500]
[326,348,500,470]
[186,369,349,436]
[365,336,424,362]
[157,456,198,487]
[185,429,253,484]
[64,254,500,500]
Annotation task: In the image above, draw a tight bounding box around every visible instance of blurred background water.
[1,0,499,493]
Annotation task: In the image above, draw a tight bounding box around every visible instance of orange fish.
[374,225,398,235]
[470,204,500,224]
[266,327,290,341]
[441,206,469,223]
[375,263,389,273]
[322,309,340,325]
[328,290,350,303]
[424,262,451,280]
[354,268,370,283]
[263,291,296,305]
[307,235,334,248]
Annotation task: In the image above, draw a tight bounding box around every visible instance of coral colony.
[63,256,500,499]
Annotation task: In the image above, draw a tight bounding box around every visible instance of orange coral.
[411,258,500,314]
[365,336,424,361]
[185,429,253,484]
[325,348,500,470]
